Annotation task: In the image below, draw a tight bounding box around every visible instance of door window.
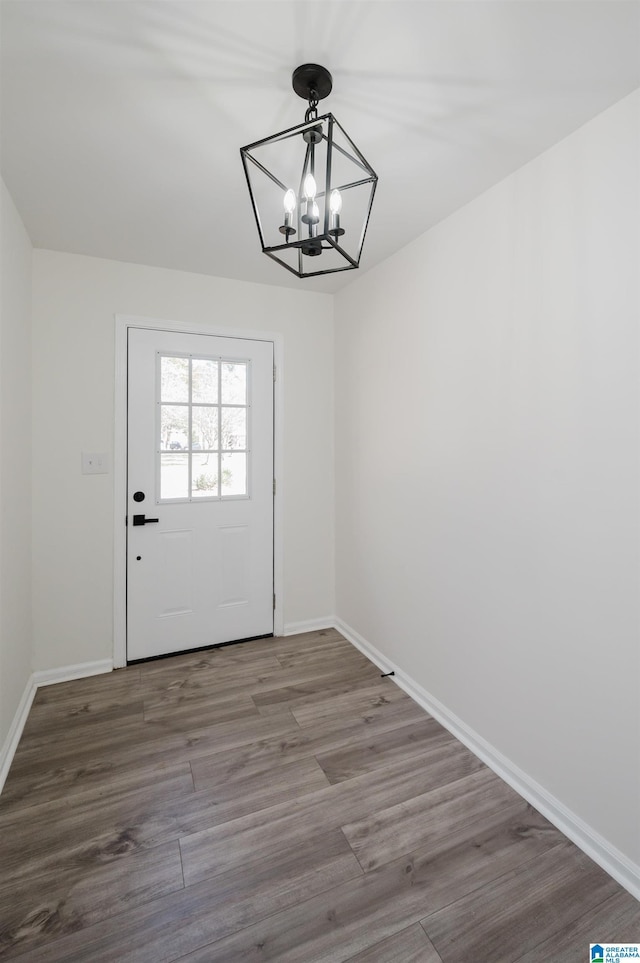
[158,354,249,501]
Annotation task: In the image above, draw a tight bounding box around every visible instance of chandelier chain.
[305,87,319,123]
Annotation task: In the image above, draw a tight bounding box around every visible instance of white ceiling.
[2,1,639,293]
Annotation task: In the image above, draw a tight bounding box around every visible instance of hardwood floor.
[0,629,637,961]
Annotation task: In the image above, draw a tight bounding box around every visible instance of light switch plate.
[82,452,109,474]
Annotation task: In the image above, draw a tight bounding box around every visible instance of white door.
[127,328,274,661]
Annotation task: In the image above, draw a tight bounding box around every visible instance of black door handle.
[132,514,159,526]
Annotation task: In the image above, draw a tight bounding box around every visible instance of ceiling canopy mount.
[291,63,333,104]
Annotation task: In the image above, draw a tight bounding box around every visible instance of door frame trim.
[113,314,284,668]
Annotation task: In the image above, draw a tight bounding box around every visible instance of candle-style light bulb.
[309,200,320,236]
[329,188,345,238]
[303,173,317,200]
[301,173,318,225]
[284,189,296,215]
[280,188,297,239]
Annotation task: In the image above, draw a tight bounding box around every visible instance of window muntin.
[157,354,249,502]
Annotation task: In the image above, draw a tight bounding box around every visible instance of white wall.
[0,178,33,751]
[335,92,640,869]
[31,252,334,671]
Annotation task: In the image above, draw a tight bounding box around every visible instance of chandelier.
[240,64,378,279]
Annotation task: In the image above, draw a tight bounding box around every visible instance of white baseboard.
[0,674,37,795]
[283,617,336,637]
[33,659,113,688]
[0,659,113,795]
[335,617,640,902]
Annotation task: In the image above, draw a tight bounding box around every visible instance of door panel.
[127,328,274,661]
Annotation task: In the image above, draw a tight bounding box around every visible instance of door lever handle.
[132,514,159,526]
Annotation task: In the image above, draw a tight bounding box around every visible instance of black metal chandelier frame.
[240,64,378,279]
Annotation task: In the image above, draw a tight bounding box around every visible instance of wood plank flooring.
[0,629,637,961]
